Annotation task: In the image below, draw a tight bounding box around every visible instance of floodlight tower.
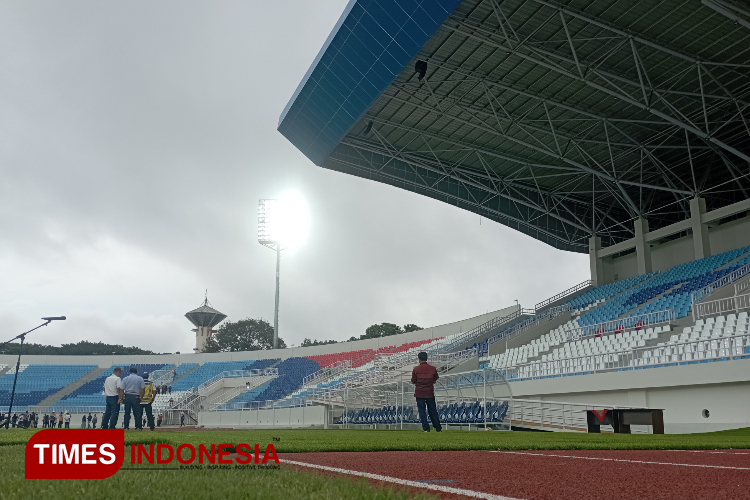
[258,199,282,349]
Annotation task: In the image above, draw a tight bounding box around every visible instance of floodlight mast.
[258,199,281,349]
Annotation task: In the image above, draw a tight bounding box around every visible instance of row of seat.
[336,401,510,425]
[0,365,97,407]
[577,247,750,327]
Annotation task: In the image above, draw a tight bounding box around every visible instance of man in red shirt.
[411,352,442,432]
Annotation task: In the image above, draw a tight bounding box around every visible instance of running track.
[280,449,750,499]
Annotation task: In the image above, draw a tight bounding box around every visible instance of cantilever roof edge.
[278,0,463,166]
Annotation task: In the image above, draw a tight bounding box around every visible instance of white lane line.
[280,458,524,500]
[490,451,750,470]
[669,450,750,455]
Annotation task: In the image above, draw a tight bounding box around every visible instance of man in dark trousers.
[411,352,442,432]
[119,367,146,430]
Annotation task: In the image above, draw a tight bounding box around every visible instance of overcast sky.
[0,0,589,353]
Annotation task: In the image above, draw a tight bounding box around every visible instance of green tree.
[0,341,155,356]
[201,318,286,353]
[301,338,338,347]
[403,324,423,333]
[363,322,403,339]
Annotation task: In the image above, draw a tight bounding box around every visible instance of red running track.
[280,449,750,500]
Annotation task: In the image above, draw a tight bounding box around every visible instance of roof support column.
[690,197,711,260]
[589,235,604,287]
[634,218,652,275]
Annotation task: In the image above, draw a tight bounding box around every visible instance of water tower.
[185,295,227,352]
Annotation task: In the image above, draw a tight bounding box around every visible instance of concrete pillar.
[634,218,652,275]
[589,235,603,286]
[690,197,711,260]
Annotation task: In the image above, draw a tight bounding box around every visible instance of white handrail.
[487,304,571,346]
[535,280,593,311]
[501,329,749,380]
[197,368,279,394]
[439,308,534,353]
[736,277,750,296]
[569,309,676,340]
[511,398,640,432]
[692,262,750,304]
[693,293,750,320]
[303,360,352,386]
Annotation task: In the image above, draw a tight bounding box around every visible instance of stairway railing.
[692,262,750,304]
[535,280,593,311]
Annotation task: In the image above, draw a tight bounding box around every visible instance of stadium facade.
[3,0,750,434]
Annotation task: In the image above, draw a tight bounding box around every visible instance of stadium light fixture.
[0,316,66,429]
[258,193,310,349]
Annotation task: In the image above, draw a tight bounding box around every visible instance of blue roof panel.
[278,0,463,166]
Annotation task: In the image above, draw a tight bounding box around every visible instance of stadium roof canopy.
[279,0,750,253]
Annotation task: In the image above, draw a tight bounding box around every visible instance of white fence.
[438,308,535,353]
[487,304,571,347]
[302,360,352,386]
[502,331,749,381]
[692,262,750,304]
[736,277,750,296]
[569,309,675,340]
[511,398,639,432]
[197,368,278,395]
[693,293,750,320]
[535,280,593,311]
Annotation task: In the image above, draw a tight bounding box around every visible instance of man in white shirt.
[102,367,123,429]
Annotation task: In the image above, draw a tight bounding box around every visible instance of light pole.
[258,199,283,350]
[257,195,309,350]
[0,316,66,428]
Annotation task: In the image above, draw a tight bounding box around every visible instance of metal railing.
[205,375,276,410]
[4,405,109,413]
[500,329,749,381]
[511,398,640,432]
[438,308,534,353]
[692,262,750,304]
[210,395,313,411]
[535,280,594,311]
[197,368,278,395]
[302,360,352,386]
[693,293,750,320]
[486,304,571,348]
[569,309,676,340]
[736,277,750,296]
[338,348,478,390]
[150,368,176,387]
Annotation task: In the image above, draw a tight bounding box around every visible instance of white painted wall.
[198,405,326,428]
[508,359,750,433]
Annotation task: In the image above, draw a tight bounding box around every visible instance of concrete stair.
[36,366,107,408]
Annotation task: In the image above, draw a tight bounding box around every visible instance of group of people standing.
[155,384,171,395]
[2,366,168,431]
[103,366,158,431]
[42,412,67,428]
[1,411,38,428]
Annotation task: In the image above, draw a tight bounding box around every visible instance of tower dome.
[186,295,227,352]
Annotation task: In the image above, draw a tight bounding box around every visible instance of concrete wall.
[198,405,326,428]
[0,305,517,368]
[604,215,750,284]
[508,359,750,433]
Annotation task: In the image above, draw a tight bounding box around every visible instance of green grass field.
[3,426,750,499]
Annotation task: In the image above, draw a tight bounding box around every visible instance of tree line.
[0,320,425,355]
[202,319,423,352]
[0,341,155,356]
